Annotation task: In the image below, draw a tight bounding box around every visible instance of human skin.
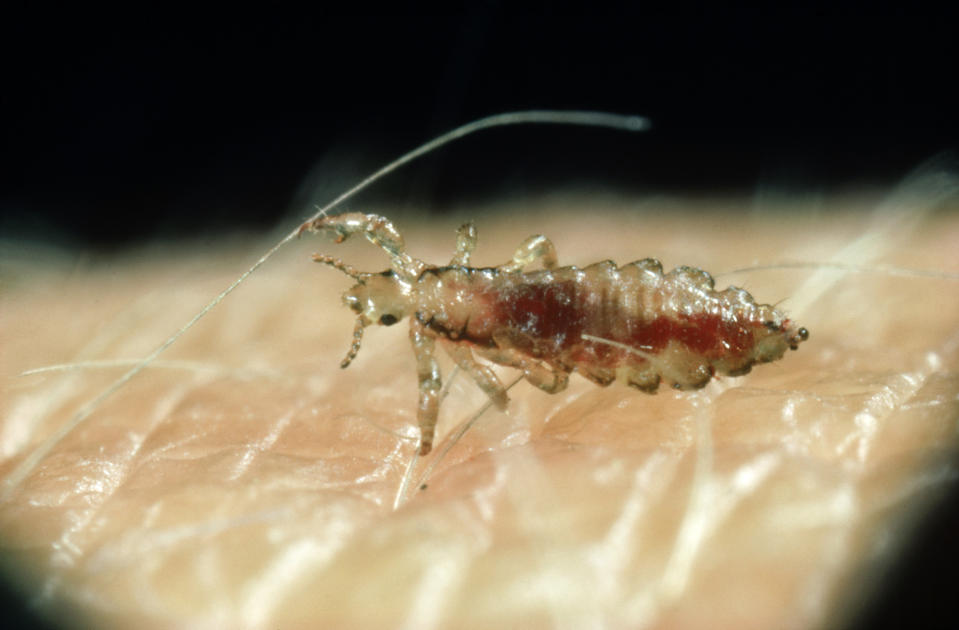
[1,189,957,629]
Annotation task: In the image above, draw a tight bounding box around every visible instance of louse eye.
[379,314,399,326]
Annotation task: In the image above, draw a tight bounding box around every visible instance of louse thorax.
[343,270,413,327]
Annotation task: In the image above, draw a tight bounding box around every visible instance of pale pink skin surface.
[1,192,957,629]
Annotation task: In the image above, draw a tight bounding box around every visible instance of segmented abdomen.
[416,259,797,390]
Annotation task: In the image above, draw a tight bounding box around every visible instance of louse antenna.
[310,255,369,367]
[2,110,649,500]
[341,318,366,368]
[311,253,364,280]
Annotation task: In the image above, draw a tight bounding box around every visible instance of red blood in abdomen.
[492,280,754,361]
[499,282,582,343]
[625,313,753,357]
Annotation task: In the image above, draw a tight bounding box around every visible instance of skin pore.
[1,191,957,628]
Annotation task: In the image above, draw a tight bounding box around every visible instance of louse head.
[342,270,411,328]
[312,254,412,367]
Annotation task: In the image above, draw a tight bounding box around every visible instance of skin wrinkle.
[46,380,198,581]
[1,192,958,628]
[228,406,298,482]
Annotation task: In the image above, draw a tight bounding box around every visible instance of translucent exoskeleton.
[301,212,808,455]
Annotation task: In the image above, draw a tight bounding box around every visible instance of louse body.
[302,212,808,455]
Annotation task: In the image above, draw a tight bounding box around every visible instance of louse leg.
[475,344,570,394]
[299,212,423,278]
[409,320,442,456]
[579,366,615,387]
[498,234,559,273]
[449,222,477,266]
[440,340,510,409]
[620,367,661,393]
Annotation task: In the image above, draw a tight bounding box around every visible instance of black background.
[2,6,957,249]
[2,6,957,629]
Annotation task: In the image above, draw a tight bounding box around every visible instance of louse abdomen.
[494,281,754,358]
[469,259,789,380]
[428,260,800,388]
